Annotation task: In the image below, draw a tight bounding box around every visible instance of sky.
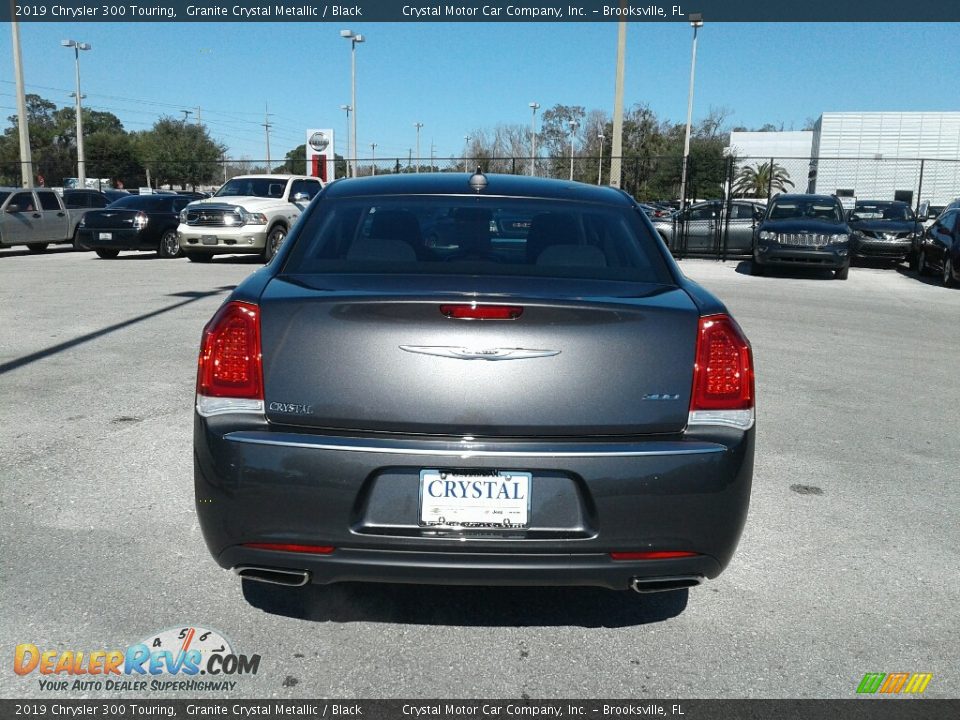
[1,21,958,166]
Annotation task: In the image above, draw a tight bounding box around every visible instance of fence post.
[721,156,734,261]
[915,159,925,215]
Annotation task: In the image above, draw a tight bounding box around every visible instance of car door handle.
[58,212,66,217]
[32,213,41,218]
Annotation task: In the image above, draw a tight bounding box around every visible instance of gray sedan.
[653,200,766,255]
[194,173,756,599]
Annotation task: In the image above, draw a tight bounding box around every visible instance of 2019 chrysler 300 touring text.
[194,172,755,597]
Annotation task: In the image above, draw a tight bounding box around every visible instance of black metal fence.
[5,153,957,259]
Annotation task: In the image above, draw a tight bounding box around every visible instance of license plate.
[98,232,112,240]
[419,470,531,529]
[201,235,218,245]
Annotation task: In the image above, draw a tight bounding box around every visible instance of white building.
[727,112,960,205]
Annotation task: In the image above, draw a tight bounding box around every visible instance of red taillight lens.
[610,551,699,561]
[690,314,754,411]
[197,301,263,399]
[243,543,334,555]
[440,304,523,320]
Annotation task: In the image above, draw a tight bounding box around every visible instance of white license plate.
[201,235,218,245]
[419,470,531,529]
[98,232,112,240]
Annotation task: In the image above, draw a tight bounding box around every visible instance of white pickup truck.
[176,174,324,262]
[0,187,86,252]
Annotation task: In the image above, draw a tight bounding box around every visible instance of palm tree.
[732,161,794,197]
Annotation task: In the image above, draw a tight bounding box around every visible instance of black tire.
[917,250,928,276]
[750,260,765,276]
[263,225,287,263]
[72,230,84,251]
[95,248,120,259]
[835,265,849,280]
[157,229,182,259]
[184,251,213,263]
[908,251,919,271]
[944,258,956,288]
[26,243,48,253]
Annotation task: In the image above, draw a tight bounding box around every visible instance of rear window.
[281,197,673,283]
[108,195,171,211]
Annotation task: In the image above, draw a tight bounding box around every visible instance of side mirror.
[291,192,311,203]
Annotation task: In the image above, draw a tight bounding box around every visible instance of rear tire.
[95,248,120,259]
[26,243,48,253]
[750,260,765,276]
[157,229,182,259]
[184,251,213,263]
[835,265,849,280]
[917,250,928,276]
[944,258,956,288]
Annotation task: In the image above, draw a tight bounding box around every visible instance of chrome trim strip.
[223,431,725,458]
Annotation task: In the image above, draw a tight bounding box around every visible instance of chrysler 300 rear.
[194,173,755,596]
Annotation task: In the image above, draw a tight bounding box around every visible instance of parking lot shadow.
[895,264,947,287]
[241,580,688,628]
[734,259,835,280]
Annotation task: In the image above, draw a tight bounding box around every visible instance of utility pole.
[407,148,412,173]
[263,103,272,173]
[464,135,470,173]
[414,123,423,173]
[11,19,34,188]
[370,143,377,175]
[196,106,202,126]
[430,141,435,173]
[610,20,626,188]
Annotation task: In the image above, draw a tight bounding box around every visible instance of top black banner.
[2,0,959,23]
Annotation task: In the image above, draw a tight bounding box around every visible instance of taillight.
[195,301,264,417]
[688,314,754,430]
[610,551,699,561]
[243,543,334,555]
[440,304,523,320]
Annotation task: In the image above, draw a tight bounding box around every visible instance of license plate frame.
[418,470,531,529]
[201,235,218,245]
[98,232,112,240]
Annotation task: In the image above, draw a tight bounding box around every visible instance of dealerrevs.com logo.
[14,626,260,692]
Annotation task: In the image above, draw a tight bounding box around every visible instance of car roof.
[855,199,906,205]
[321,173,635,206]
[226,174,303,181]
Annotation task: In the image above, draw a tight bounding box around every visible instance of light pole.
[528,102,540,176]
[61,39,91,188]
[12,20,34,187]
[568,119,579,181]
[340,29,365,178]
[370,143,376,176]
[678,13,703,210]
[597,132,605,185]
[414,122,423,173]
[340,104,352,178]
[463,135,470,173]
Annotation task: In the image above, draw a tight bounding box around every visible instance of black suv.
[847,200,922,265]
[752,194,852,280]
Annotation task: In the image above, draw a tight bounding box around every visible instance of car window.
[64,192,87,208]
[215,178,286,198]
[282,196,674,284]
[939,211,958,235]
[687,205,715,221]
[732,204,758,220]
[90,194,108,208]
[290,179,322,200]
[851,203,913,221]
[172,196,192,211]
[768,199,843,223]
[9,192,35,211]
[37,191,62,211]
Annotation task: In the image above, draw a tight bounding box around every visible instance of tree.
[732,161,794,198]
[136,118,225,188]
[281,144,306,174]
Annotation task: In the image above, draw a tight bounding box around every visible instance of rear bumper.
[77,227,150,250]
[195,417,754,590]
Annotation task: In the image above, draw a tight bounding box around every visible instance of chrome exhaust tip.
[630,576,702,594]
[234,566,310,587]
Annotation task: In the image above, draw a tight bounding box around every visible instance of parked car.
[653,200,765,255]
[846,200,923,266]
[916,207,960,287]
[75,193,193,259]
[752,194,852,279]
[194,172,755,598]
[103,189,131,204]
[0,187,85,251]
[177,174,324,262]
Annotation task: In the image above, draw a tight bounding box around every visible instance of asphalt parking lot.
[1,247,958,699]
